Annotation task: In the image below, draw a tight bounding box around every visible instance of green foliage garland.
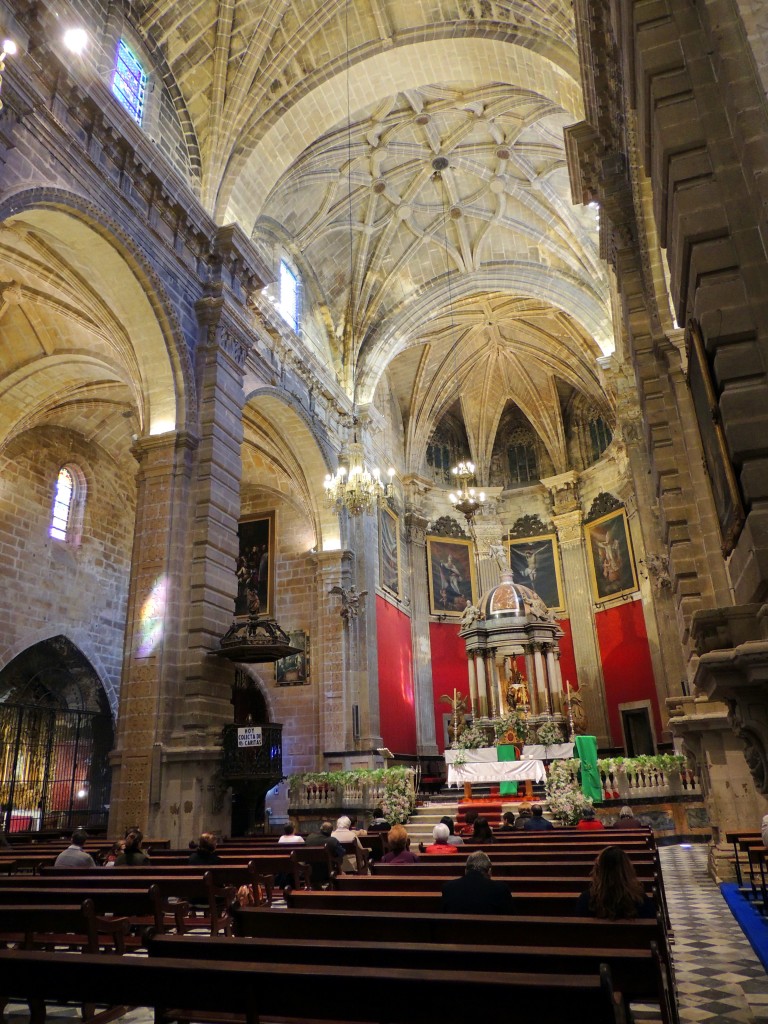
[287,766,416,825]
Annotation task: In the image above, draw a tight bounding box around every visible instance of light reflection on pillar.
[136,575,168,657]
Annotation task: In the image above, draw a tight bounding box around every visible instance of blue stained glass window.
[112,39,146,124]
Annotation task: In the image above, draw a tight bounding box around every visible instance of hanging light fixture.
[321,1,396,516]
[324,431,395,517]
[448,460,486,525]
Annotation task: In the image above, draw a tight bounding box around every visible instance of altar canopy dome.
[478,571,552,622]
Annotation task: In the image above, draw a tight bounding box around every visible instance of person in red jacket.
[576,806,605,831]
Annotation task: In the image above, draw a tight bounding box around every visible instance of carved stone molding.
[404,509,429,546]
[552,508,584,548]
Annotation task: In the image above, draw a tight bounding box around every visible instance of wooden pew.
[146,932,672,1024]
[0,900,128,952]
[373,858,657,877]
[333,874,658,895]
[0,948,629,1024]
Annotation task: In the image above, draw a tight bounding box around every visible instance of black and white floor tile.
[661,844,768,1023]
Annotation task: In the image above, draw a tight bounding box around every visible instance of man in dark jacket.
[522,803,554,831]
[440,852,514,915]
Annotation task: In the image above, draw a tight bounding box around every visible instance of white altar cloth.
[444,746,498,764]
[521,743,574,761]
[446,759,546,788]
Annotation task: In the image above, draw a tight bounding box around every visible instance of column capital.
[404,508,429,546]
[552,508,584,548]
[196,294,251,369]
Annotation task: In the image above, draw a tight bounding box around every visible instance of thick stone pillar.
[109,429,198,835]
[313,550,352,757]
[405,507,438,755]
[552,509,611,746]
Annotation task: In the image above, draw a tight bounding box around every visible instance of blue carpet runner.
[720,881,768,971]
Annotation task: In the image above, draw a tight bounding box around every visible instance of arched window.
[49,465,86,543]
[507,427,539,485]
[589,417,613,462]
[278,259,300,332]
[112,39,147,124]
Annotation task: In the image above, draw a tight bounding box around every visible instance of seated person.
[367,807,391,833]
[522,804,554,831]
[576,806,605,831]
[514,804,533,829]
[459,809,479,836]
[189,832,222,864]
[421,823,460,855]
[614,805,643,830]
[305,821,345,876]
[381,824,419,864]
[441,851,514,915]
[53,829,96,868]
[763,813,768,850]
[331,815,364,872]
[575,845,656,919]
[277,823,305,844]
[471,816,495,842]
[498,811,516,832]
[440,815,464,846]
[115,828,150,865]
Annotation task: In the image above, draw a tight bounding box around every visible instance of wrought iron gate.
[0,702,112,833]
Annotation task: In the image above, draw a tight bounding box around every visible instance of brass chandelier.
[448,460,486,525]
[324,438,395,517]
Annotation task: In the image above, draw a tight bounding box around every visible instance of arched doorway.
[0,637,113,833]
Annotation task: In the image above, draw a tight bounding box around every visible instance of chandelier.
[449,460,486,524]
[324,440,395,517]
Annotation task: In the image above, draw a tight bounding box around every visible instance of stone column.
[552,509,611,746]
[545,646,562,714]
[405,507,438,755]
[109,429,198,836]
[467,657,478,717]
[475,655,488,718]
[532,644,549,714]
[313,550,352,757]
[524,650,538,715]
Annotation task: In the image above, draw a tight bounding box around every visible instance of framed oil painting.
[379,504,400,597]
[586,508,638,603]
[426,536,477,616]
[235,511,275,618]
[507,533,564,612]
[276,630,310,686]
[686,318,745,556]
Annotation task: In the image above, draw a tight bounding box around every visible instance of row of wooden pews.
[0,827,678,1024]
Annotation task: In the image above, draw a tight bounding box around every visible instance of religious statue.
[567,688,588,735]
[488,542,506,573]
[504,662,531,711]
[459,603,481,627]
[328,585,369,621]
[521,590,550,621]
[439,691,468,743]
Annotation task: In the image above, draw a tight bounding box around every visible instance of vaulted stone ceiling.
[133,0,615,471]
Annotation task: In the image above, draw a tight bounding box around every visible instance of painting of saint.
[585,508,638,602]
[235,512,275,617]
[507,534,564,612]
[426,536,477,616]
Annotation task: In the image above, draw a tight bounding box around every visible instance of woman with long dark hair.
[115,828,150,866]
[575,846,655,919]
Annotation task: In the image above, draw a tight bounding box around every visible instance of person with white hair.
[762,813,768,850]
[615,806,643,830]
[422,822,459,855]
[331,815,364,873]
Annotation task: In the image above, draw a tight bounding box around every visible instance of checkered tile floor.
[661,844,768,1023]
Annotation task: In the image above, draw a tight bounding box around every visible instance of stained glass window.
[112,39,146,124]
[589,417,613,462]
[50,468,74,541]
[278,260,299,332]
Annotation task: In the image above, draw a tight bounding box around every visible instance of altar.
[444,746,546,797]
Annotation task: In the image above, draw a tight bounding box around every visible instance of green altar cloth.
[574,735,602,802]
[497,743,519,797]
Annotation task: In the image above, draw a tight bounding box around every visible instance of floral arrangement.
[597,754,686,775]
[452,721,490,751]
[536,718,564,746]
[492,710,530,744]
[546,758,593,824]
